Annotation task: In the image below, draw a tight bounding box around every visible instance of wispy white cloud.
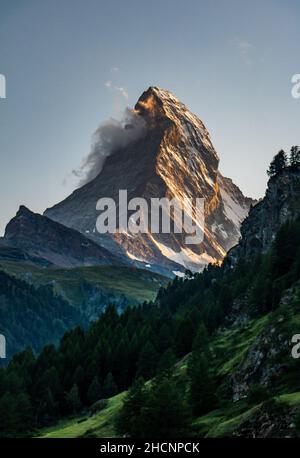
[116,86,129,99]
[110,67,119,73]
[104,80,129,99]
[235,39,254,66]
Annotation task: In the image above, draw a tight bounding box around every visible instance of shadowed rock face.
[226,168,300,267]
[45,86,254,273]
[1,205,124,267]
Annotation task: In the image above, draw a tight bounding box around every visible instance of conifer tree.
[115,378,146,437]
[137,341,158,380]
[267,150,287,177]
[102,372,117,398]
[188,352,216,416]
[290,146,300,168]
[66,384,81,413]
[87,376,102,405]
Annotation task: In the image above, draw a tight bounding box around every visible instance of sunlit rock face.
[45,87,254,273]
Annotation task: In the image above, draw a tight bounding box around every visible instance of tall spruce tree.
[115,378,147,437]
[267,150,287,177]
[66,384,81,413]
[290,146,300,168]
[87,376,102,405]
[102,372,117,398]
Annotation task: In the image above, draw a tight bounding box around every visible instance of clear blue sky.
[0,0,299,234]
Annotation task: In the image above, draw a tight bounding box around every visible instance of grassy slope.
[0,261,168,307]
[39,393,126,438]
[36,314,274,438]
[37,303,300,438]
[38,389,300,439]
[194,392,300,438]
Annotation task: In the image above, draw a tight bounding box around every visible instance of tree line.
[267,146,300,177]
[1,162,300,437]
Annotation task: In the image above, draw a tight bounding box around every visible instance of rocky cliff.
[227,168,300,266]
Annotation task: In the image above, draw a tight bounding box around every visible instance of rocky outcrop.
[227,168,300,267]
[233,400,297,438]
[229,283,299,401]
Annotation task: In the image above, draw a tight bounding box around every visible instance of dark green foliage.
[266,146,300,177]
[0,391,33,437]
[142,375,190,437]
[115,378,147,437]
[102,372,117,398]
[87,376,102,405]
[293,409,300,434]
[267,150,287,177]
[89,398,108,416]
[158,348,177,373]
[192,322,210,353]
[188,350,216,415]
[0,271,86,360]
[137,341,159,380]
[1,210,300,436]
[66,384,81,414]
[116,374,191,438]
[247,384,270,405]
[290,146,300,169]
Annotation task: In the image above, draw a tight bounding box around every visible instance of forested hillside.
[1,152,300,438]
[0,271,85,360]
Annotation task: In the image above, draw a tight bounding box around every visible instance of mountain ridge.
[1,205,125,268]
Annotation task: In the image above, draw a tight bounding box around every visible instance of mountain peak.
[142,86,181,102]
[134,86,218,165]
[135,86,187,119]
[45,87,254,273]
[17,205,32,216]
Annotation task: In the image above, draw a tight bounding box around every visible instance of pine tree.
[15,392,33,431]
[267,150,287,177]
[158,348,177,373]
[175,315,195,356]
[72,365,85,387]
[102,372,117,398]
[140,374,191,437]
[37,388,57,423]
[188,352,216,416]
[0,392,18,436]
[66,384,81,413]
[157,323,173,353]
[115,378,146,437]
[192,322,209,353]
[137,341,158,380]
[290,146,300,168]
[87,376,102,405]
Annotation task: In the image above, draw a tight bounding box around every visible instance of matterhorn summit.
[45,87,254,274]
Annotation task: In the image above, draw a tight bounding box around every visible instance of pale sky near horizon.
[0,0,299,234]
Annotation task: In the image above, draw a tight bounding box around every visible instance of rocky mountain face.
[1,205,124,267]
[45,87,254,273]
[220,166,300,405]
[227,168,300,267]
